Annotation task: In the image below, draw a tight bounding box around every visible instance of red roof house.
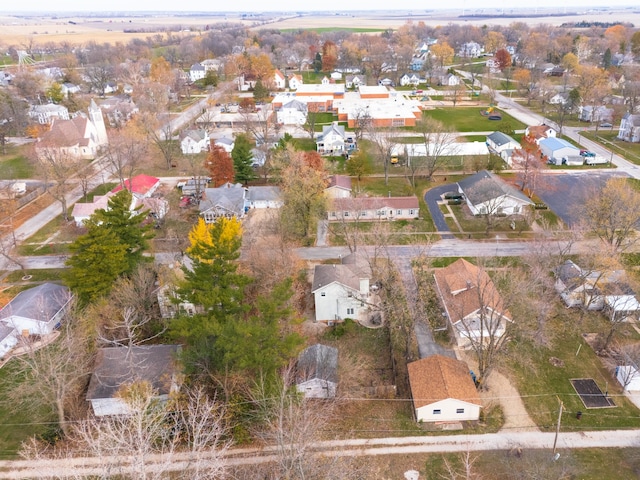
[112,174,161,199]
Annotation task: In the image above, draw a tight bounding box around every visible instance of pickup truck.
[581,151,608,165]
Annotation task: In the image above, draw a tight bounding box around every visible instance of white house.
[579,105,613,123]
[457,170,534,216]
[189,63,206,82]
[316,122,348,155]
[399,73,421,87]
[539,137,580,165]
[28,103,70,124]
[325,175,352,198]
[288,73,303,90]
[86,345,181,416]
[549,92,569,105]
[0,283,73,336]
[345,74,366,89]
[213,136,235,153]
[618,113,640,143]
[312,256,371,324]
[616,365,640,392]
[180,129,210,155]
[276,99,307,125]
[433,258,512,349]
[296,344,338,399]
[486,131,520,155]
[71,192,114,227]
[245,186,283,209]
[273,69,286,90]
[0,324,18,359]
[407,355,481,423]
[328,196,420,221]
[330,71,342,81]
[524,125,556,145]
[458,41,483,58]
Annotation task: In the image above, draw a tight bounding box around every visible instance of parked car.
[599,122,613,128]
[444,192,463,200]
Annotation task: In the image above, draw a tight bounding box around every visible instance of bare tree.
[441,449,482,480]
[85,62,114,97]
[351,106,372,142]
[302,103,321,140]
[369,127,396,185]
[511,135,543,196]
[410,117,459,185]
[104,127,148,187]
[8,307,91,437]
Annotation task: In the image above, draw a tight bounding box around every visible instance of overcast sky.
[1,1,637,13]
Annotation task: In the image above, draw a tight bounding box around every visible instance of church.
[36,99,109,160]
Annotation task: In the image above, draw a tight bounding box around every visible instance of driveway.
[535,171,626,226]
[423,183,458,239]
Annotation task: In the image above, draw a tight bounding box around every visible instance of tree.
[279,149,327,239]
[351,106,372,142]
[369,127,396,185]
[46,82,65,104]
[0,90,28,155]
[64,226,129,304]
[231,133,255,184]
[206,144,236,187]
[581,177,640,251]
[494,48,512,71]
[321,40,339,72]
[89,190,154,274]
[511,134,543,196]
[345,150,372,184]
[484,31,506,54]
[302,103,321,140]
[632,30,640,59]
[85,62,114,97]
[103,127,147,188]
[8,310,91,438]
[430,41,454,68]
[253,79,269,102]
[410,117,459,185]
[312,52,322,73]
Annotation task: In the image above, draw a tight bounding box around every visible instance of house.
[99,96,138,127]
[616,365,640,392]
[330,71,342,81]
[71,192,114,227]
[328,196,420,221]
[604,295,640,323]
[407,355,481,423]
[438,73,460,87]
[325,175,352,198]
[199,182,246,222]
[288,73,303,90]
[345,74,367,89]
[486,131,520,155]
[457,170,534,216]
[0,283,73,336]
[549,92,569,105]
[86,345,181,416]
[378,77,394,87]
[189,63,206,82]
[201,58,222,73]
[28,103,70,124]
[60,82,81,97]
[276,99,307,125]
[296,344,338,399]
[245,186,283,209]
[180,129,210,155]
[273,69,286,90]
[554,260,633,310]
[312,255,372,324]
[458,41,483,58]
[112,174,161,199]
[316,122,349,155]
[0,324,18,359]
[35,100,108,160]
[579,105,613,123]
[433,259,512,349]
[524,125,556,144]
[539,137,580,165]
[213,136,235,153]
[618,113,640,143]
[180,177,210,197]
[399,73,421,87]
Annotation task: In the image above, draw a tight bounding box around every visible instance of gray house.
[199,183,246,222]
[0,283,73,336]
[86,345,181,416]
[296,344,339,399]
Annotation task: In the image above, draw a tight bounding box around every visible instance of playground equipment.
[480,105,502,120]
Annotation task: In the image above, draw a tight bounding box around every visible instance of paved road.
[1,429,639,478]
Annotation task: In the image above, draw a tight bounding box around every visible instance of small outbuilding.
[296,344,339,398]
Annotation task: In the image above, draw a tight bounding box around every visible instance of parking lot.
[535,171,627,226]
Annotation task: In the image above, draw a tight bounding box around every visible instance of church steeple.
[88,99,108,147]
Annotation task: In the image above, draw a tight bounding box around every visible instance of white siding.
[314,282,364,323]
[296,378,337,398]
[2,315,57,336]
[415,398,480,422]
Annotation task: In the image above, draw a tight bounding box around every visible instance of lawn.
[505,306,640,432]
[0,363,49,458]
[3,269,67,283]
[0,148,34,180]
[583,131,640,166]
[423,107,527,133]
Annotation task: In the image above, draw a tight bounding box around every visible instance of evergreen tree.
[64,226,129,305]
[603,48,612,69]
[89,190,154,274]
[252,79,269,102]
[313,52,322,73]
[231,134,255,184]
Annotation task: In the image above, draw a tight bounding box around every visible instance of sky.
[1,1,638,13]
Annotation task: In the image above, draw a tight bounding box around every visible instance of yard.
[422,107,527,133]
[0,146,34,180]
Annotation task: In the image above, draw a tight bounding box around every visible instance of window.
[377,210,384,216]
[346,308,354,315]
[347,292,352,297]
[409,209,415,215]
[433,409,441,415]
[513,205,520,213]
[361,211,367,216]
[321,292,326,297]
[397,209,402,215]
[344,211,349,217]
[331,211,336,217]
[456,408,465,414]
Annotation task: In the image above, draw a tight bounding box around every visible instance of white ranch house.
[457,170,534,216]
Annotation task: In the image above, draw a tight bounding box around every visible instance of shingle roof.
[458,170,533,206]
[86,345,180,400]
[487,131,517,147]
[296,344,339,384]
[312,264,362,292]
[328,175,352,191]
[433,258,510,323]
[0,324,15,342]
[331,196,419,211]
[39,115,89,147]
[245,186,282,203]
[0,283,72,323]
[407,355,481,408]
[199,184,245,216]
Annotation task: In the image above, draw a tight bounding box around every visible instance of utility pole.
[552,397,563,455]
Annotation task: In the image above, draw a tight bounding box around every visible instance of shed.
[616,365,640,392]
[539,137,580,165]
[296,344,339,398]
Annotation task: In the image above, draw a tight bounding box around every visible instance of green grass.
[0,363,49,458]
[423,107,526,133]
[356,176,415,197]
[3,269,67,283]
[583,131,640,166]
[291,137,317,151]
[505,307,640,431]
[0,148,34,180]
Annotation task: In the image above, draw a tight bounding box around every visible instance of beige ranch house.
[327,196,419,221]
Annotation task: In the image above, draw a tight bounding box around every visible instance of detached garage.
[407,355,481,423]
[539,137,580,165]
[617,365,640,392]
